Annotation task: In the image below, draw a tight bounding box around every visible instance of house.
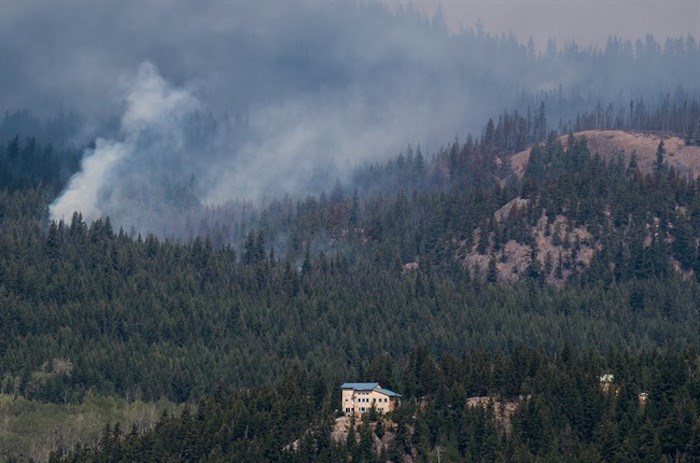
[341,382,401,416]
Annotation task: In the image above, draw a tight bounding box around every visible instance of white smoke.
[121,62,199,135]
[49,61,200,229]
[49,138,129,221]
[49,60,438,236]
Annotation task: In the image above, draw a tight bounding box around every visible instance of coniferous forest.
[1,2,700,462]
[2,105,699,461]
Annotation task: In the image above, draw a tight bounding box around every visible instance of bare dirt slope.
[511,130,700,178]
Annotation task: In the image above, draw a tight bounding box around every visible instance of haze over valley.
[1,2,699,462]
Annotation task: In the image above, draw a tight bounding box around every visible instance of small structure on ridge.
[340,382,401,416]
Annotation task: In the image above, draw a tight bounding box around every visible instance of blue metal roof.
[377,387,401,397]
[341,382,401,397]
[341,382,379,390]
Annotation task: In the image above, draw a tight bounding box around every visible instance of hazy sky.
[2,0,697,116]
[399,0,700,50]
[2,0,699,234]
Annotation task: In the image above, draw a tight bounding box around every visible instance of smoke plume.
[50,62,201,233]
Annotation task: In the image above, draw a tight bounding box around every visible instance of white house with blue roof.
[341,382,401,416]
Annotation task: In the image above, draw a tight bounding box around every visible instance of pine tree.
[654,140,667,175]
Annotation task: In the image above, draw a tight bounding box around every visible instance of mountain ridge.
[511,130,700,179]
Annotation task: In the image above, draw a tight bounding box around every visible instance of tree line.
[52,347,700,462]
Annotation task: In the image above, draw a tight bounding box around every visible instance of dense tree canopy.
[53,348,700,462]
[1,102,698,461]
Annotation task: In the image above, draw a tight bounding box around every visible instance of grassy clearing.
[0,392,182,462]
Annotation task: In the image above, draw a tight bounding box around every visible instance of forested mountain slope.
[2,126,699,401]
[2,110,699,461]
[3,3,700,458]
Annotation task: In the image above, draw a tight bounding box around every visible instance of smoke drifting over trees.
[49,63,200,228]
[2,1,699,235]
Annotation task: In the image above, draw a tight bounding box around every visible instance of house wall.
[341,388,398,416]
